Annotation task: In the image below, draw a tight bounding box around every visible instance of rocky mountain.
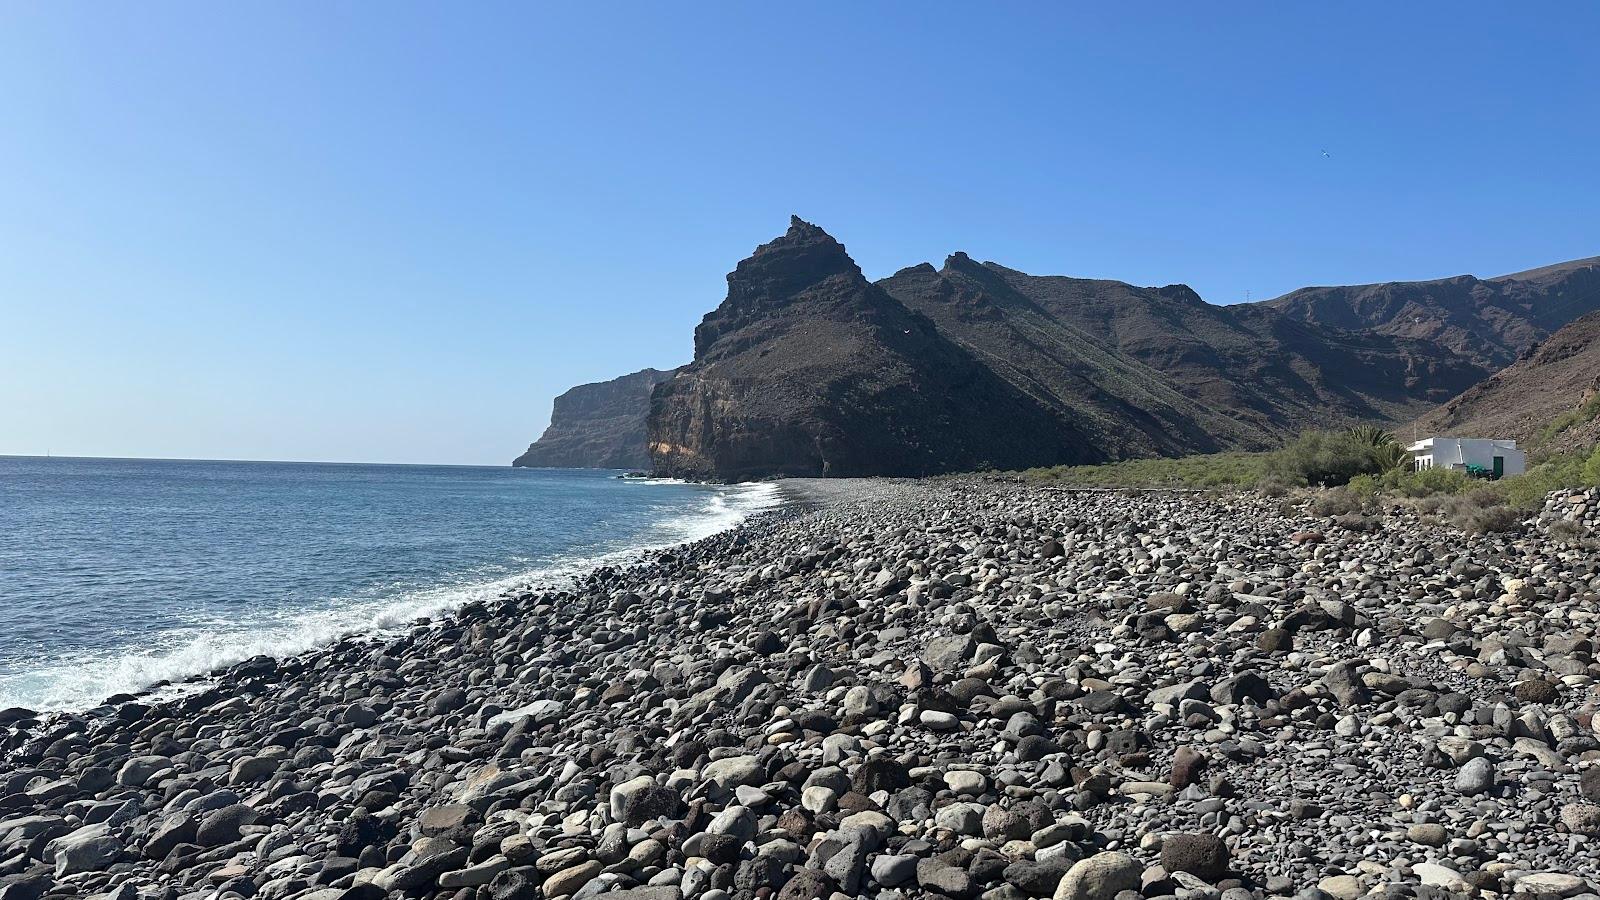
[1261,255,1600,369]
[643,219,1491,480]
[881,254,1486,456]
[877,258,1245,458]
[513,367,680,469]
[1412,311,1600,454]
[522,221,1590,479]
[646,218,1096,480]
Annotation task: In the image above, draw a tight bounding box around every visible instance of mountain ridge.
[511,220,1596,479]
[645,219,1487,479]
[1258,254,1600,369]
[897,256,1485,445]
[1411,311,1600,453]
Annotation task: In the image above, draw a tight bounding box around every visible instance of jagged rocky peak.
[693,216,867,357]
[939,251,1014,286]
[1152,283,1207,305]
[943,250,977,268]
[725,216,860,305]
[649,217,1091,480]
[531,219,1593,480]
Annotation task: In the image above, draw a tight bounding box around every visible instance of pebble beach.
[3,478,1600,900]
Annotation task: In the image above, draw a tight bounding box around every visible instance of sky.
[2,4,1596,465]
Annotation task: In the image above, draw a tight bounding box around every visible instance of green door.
[1493,456,1504,478]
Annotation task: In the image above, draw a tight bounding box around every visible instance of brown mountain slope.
[952,259,1487,437]
[646,218,1097,479]
[1412,311,1600,454]
[1261,255,1600,369]
[513,367,680,469]
[879,256,1256,456]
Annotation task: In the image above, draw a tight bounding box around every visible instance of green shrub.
[1266,430,1387,487]
[1310,487,1365,517]
[1018,451,1269,489]
[1412,495,1449,516]
[1498,451,1590,509]
[1453,503,1524,535]
[1585,445,1600,486]
[1257,476,1291,498]
[1441,487,1523,534]
[1346,473,1380,498]
[1334,512,1378,532]
[1379,466,1475,498]
[1536,395,1600,445]
[1548,518,1589,545]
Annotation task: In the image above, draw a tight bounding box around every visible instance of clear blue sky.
[3,4,1595,464]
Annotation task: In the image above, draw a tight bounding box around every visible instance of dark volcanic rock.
[646,217,1094,480]
[13,479,1600,899]
[514,366,681,469]
[1161,833,1230,881]
[527,232,1600,477]
[645,219,1495,479]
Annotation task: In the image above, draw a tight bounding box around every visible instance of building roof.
[1407,436,1520,452]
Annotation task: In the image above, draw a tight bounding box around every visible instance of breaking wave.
[0,477,785,713]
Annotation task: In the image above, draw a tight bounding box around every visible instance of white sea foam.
[0,480,786,713]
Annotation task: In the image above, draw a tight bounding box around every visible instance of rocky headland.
[514,369,682,470]
[4,480,1600,900]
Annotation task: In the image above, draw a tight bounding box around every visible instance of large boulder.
[1053,851,1140,900]
[1160,833,1230,881]
[51,824,121,877]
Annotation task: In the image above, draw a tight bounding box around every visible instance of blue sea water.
[0,457,781,712]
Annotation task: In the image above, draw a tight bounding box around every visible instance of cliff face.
[646,218,1096,480]
[512,367,680,469]
[1260,255,1600,369]
[1412,311,1600,453]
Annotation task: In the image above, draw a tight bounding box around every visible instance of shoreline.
[0,476,792,720]
[2,480,1597,900]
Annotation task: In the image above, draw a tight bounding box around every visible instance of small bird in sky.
[1321,149,1331,158]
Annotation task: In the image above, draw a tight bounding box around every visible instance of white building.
[1407,437,1526,478]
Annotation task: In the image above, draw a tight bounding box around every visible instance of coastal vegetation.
[1020,425,1600,533]
[1536,392,1600,446]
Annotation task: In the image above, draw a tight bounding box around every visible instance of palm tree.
[1347,425,1408,472]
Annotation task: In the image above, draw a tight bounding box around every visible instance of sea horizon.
[0,456,782,713]
[1,452,552,468]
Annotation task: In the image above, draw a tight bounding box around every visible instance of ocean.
[0,457,781,713]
